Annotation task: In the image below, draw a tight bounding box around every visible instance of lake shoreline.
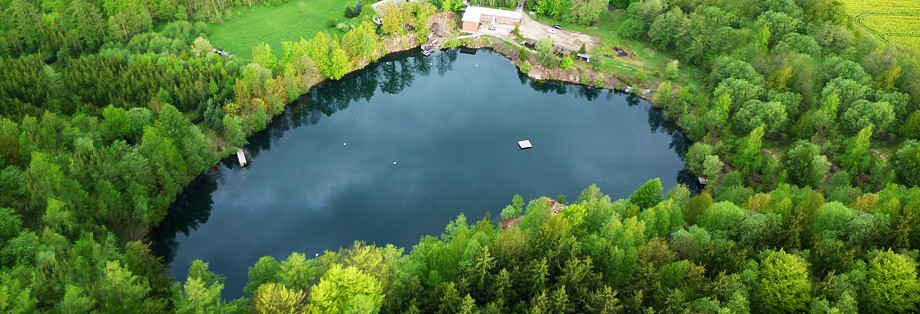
[208,32,663,167]
[151,48,692,298]
[454,35,659,104]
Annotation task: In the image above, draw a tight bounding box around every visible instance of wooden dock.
[237,148,247,167]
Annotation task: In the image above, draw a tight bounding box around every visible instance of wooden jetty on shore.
[237,148,247,167]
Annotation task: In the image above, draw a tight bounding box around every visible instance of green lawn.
[207,0,362,59]
[531,11,705,88]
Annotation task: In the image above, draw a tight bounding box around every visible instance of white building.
[461,6,523,32]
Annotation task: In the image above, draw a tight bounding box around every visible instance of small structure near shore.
[237,148,247,167]
[550,199,565,215]
[501,199,566,230]
[554,47,572,57]
[576,53,591,62]
[213,48,233,58]
[518,140,533,149]
[421,44,435,56]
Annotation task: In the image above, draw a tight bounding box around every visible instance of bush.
[903,110,920,139]
[593,74,605,88]
[619,18,647,39]
[443,38,461,49]
[629,178,663,210]
[703,155,724,181]
[519,60,532,74]
[535,37,558,67]
[326,18,338,27]
[560,56,574,69]
[500,205,520,220]
[685,143,713,174]
[894,141,920,186]
[634,70,650,82]
[665,60,679,79]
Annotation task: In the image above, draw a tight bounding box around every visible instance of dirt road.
[516,13,599,52]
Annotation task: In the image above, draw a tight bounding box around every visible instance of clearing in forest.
[207,0,362,59]
[840,0,920,52]
[529,10,705,88]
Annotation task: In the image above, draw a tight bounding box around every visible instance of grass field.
[531,11,705,89]
[207,0,360,59]
[840,0,920,52]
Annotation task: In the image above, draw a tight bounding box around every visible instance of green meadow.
[207,0,363,59]
[531,11,705,87]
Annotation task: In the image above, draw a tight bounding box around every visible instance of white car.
[545,28,557,34]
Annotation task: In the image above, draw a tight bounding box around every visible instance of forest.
[513,0,920,193]
[183,181,920,313]
[0,0,919,312]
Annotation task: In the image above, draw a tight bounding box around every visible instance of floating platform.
[237,148,247,167]
[518,140,532,149]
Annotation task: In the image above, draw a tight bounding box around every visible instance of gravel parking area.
[517,12,599,52]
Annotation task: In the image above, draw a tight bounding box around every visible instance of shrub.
[560,56,574,69]
[519,60,532,74]
[593,74,605,88]
[443,38,461,49]
[665,60,679,79]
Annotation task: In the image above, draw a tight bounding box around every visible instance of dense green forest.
[515,0,920,192]
[0,0,432,311]
[1,0,919,312]
[183,181,920,313]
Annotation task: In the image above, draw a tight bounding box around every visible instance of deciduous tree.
[865,251,919,312]
[308,264,383,313]
[757,250,811,313]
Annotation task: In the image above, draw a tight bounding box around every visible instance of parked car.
[553,25,562,30]
[546,28,557,34]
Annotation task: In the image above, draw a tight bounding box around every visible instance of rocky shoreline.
[455,35,658,103]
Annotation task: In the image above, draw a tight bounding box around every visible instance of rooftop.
[462,6,523,23]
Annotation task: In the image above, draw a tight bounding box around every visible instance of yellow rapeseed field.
[840,0,920,52]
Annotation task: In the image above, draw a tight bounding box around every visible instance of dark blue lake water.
[151,49,695,298]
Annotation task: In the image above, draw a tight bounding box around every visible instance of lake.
[151,49,696,298]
